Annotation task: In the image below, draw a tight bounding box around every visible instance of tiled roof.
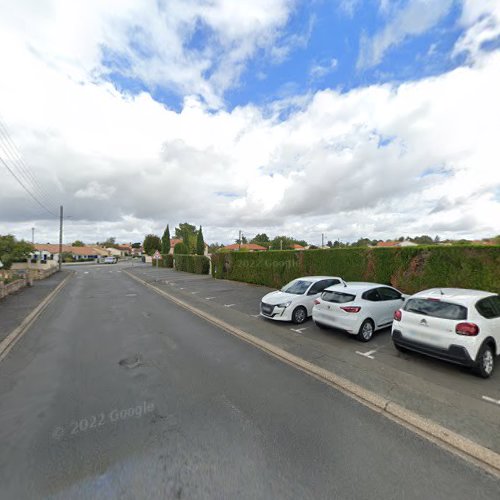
[223,243,267,251]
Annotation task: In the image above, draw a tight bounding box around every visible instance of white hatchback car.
[312,283,406,341]
[260,276,346,324]
[392,288,500,378]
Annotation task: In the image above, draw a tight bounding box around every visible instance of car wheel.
[474,344,495,378]
[314,321,328,329]
[357,319,374,342]
[292,306,307,324]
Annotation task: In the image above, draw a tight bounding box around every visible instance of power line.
[0,155,58,217]
[0,118,59,214]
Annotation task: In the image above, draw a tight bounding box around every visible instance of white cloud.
[309,58,338,79]
[453,0,500,61]
[0,1,499,245]
[357,0,454,69]
[75,182,116,200]
[0,0,295,108]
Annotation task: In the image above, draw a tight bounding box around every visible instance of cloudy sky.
[0,0,499,245]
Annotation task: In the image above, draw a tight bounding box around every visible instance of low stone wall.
[0,277,27,300]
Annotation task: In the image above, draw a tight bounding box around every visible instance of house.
[292,244,305,250]
[116,244,132,255]
[106,247,122,257]
[222,243,267,252]
[33,244,105,261]
[376,241,417,248]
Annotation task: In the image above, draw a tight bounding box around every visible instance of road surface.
[0,263,498,499]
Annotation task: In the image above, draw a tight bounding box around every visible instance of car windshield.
[404,298,467,320]
[322,291,355,303]
[281,280,312,295]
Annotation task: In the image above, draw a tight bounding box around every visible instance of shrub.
[211,246,500,294]
[174,242,188,255]
[175,255,210,274]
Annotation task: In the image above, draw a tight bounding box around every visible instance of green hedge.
[174,254,210,275]
[151,254,174,268]
[211,246,500,294]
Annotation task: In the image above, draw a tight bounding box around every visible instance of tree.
[270,236,294,250]
[0,235,34,269]
[352,238,371,247]
[235,235,248,245]
[175,223,197,253]
[143,234,161,256]
[208,242,224,253]
[174,242,188,254]
[161,225,171,254]
[131,242,141,249]
[196,226,205,255]
[102,237,117,247]
[326,240,333,248]
[72,240,84,247]
[412,235,434,245]
[251,233,270,247]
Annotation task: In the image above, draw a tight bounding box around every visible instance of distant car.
[392,289,500,378]
[104,256,117,264]
[260,276,346,324]
[312,283,406,341]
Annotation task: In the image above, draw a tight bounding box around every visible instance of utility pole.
[321,233,324,248]
[31,227,35,244]
[280,239,283,251]
[59,205,63,271]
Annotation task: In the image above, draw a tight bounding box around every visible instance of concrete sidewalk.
[0,270,70,344]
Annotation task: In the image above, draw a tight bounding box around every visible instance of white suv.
[260,276,346,324]
[392,288,500,378]
[312,282,406,341]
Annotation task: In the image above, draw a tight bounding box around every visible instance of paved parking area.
[125,263,500,453]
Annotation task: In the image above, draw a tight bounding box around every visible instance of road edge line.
[124,269,500,477]
[0,271,74,362]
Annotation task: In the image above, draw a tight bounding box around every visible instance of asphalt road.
[0,263,498,499]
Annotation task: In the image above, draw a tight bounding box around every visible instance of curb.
[124,269,500,478]
[0,272,74,362]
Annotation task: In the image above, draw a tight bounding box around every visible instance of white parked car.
[392,288,500,378]
[260,276,346,324]
[312,283,406,341]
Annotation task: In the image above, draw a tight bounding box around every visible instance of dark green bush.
[211,246,500,294]
[175,255,210,274]
[174,242,188,255]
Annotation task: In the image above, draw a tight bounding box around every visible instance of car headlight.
[278,301,292,308]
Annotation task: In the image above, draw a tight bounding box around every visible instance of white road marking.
[290,327,307,333]
[251,314,260,317]
[482,396,500,406]
[356,349,377,359]
[126,293,137,297]
[206,297,216,300]
[84,271,89,274]
[179,287,184,290]
[191,291,199,294]
[224,304,236,307]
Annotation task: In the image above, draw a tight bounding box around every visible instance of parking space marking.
[356,349,377,359]
[482,396,500,406]
[290,327,308,334]
[224,304,236,308]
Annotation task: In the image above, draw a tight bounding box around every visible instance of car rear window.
[404,298,467,320]
[321,291,355,303]
[476,296,500,319]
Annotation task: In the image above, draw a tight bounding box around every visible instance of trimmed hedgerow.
[151,254,174,268]
[174,254,210,275]
[211,246,500,294]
